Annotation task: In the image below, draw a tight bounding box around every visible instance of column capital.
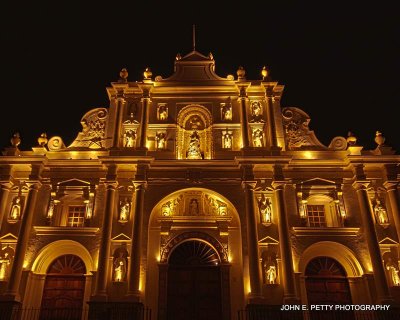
[25,180,42,190]
[241,181,257,190]
[0,182,13,191]
[133,181,147,191]
[104,181,118,190]
[271,180,286,190]
[383,181,399,192]
[352,180,371,191]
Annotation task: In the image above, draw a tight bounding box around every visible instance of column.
[0,183,11,231]
[112,95,125,147]
[127,181,146,299]
[384,181,400,243]
[264,84,278,149]
[352,181,393,303]
[238,86,250,149]
[242,181,262,299]
[3,182,40,301]
[92,182,117,299]
[139,95,150,149]
[272,181,298,303]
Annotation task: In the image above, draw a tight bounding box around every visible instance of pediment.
[112,233,131,241]
[301,178,337,186]
[0,233,18,242]
[161,50,227,81]
[258,236,279,245]
[58,178,91,187]
[379,237,399,245]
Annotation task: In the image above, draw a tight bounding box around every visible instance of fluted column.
[127,181,146,300]
[139,96,150,149]
[238,86,250,149]
[272,181,298,303]
[352,181,393,303]
[384,181,400,243]
[242,181,262,299]
[264,84,278,149]
[92,182,117,299]
[0,183,11,231]
[4,182,41,301]
[112,95,125,147]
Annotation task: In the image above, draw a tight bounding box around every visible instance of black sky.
[1,2,399,152]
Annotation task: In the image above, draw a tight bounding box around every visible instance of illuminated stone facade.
[0,49,400,319]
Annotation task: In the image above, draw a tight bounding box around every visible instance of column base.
[0,301,22,320]
[124,292,141,303]
[87,301,145,320]
[245,303,303,320]
[90,293,108,302]
[283,295,301,304]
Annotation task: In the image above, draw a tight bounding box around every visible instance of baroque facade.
[0,48,400,319]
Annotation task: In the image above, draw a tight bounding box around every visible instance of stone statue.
[222,132,232,149]
[10,196,22,220]
[265,265,277,284]
[386,258,400,286]
[124,129,136,148]
[250,101,264,122]
[253,129,264,147]
[0,252,11,280]
[374,199,389,224]
[158,106,168,121]
[187,131,202,159]
[156,132,166,149]
[119,198,130,222]
[113,252,127,282]
[258,194,272,223]
[189,199,199,215]
[221,104,232,121]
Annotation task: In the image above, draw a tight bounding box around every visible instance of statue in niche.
[186,131,202,159]
[113,251,127,282]
[222,132,233,149]
[9,196,22,220]
[253,129,264,147]
[263,256,277,284]
[189,199,199,215]
[119,198,130,222]
[156,132,166,150]
[221,104,232,121]
[158,105,168,121]
[0,252,11,280]
[250,101,265,123]
[258,194,272,223]
[123,129,136,148]
[386,258,400,286]
[374,199,389,225]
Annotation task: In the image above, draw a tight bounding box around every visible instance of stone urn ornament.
[375,131,385,146]
[10,132,21,147]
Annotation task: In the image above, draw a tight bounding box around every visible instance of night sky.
[1,3,399,152]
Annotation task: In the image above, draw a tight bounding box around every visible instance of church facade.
[0,48,400,319]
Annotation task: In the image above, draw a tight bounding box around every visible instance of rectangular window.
[67,206,86,227]
[307,205,326,227]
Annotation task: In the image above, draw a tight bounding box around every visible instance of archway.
[40,254,86,320]
[166,240,223,320]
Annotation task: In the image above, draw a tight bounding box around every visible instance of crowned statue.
[186,130,202,159]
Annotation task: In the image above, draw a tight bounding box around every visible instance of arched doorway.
[166,240,223,320]
[40,254,86,320]
[305,257,353,320]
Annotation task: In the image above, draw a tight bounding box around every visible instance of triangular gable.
[58,178,91,187]
[379,237,399,245]
[0,233,18,242]
[112,233,131,241]
[258,236,279,245]
[301,178,337,186]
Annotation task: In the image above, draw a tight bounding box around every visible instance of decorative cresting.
[68,108,109,149]
[282,107,326,150]
[160,231,228,264]
[160,190,228,217]
[176,105,213,159]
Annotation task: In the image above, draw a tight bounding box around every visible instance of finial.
[143,67,152,80]
[192,24,196,51]
[176,53,182,61]
[346,131,357,146]
[237,66,246,80]
[10,132,21,148]
[261,66,268,80]
[375,131,385,146]
[37,132,48,147]
[119,68,128,82]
